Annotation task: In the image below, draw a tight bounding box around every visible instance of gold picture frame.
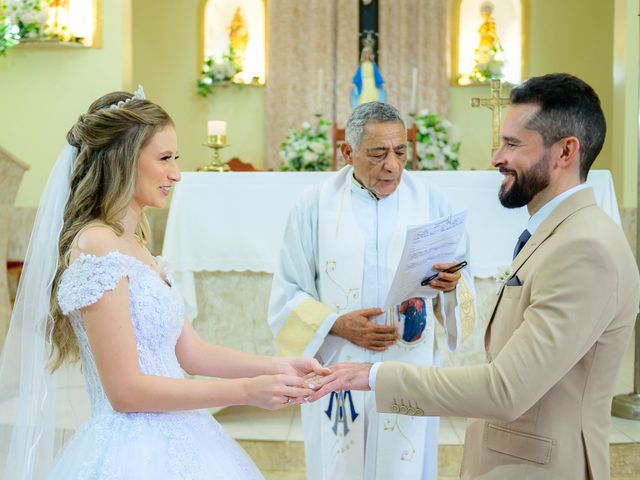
[17,0,103,49]
[450,0,529,86]
[196,0,267,84]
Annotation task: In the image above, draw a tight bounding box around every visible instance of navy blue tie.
[513,229,531,259]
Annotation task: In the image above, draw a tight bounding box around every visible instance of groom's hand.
[277,357,331,379]
[306,362,372,402]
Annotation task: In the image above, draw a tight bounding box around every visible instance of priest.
[268,101,477,480]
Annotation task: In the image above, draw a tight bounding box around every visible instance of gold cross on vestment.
[471,79,511,159]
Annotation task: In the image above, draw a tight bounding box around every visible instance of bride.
[0,87,327,479]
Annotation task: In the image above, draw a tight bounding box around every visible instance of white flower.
[495,265,512,293]
[310,141,325,154]
[416,142,428,157]
[279,118,331,170]
[210,64,224,79]
[36,11,48,24]
[414,111,460,171]
[434,154,446,170]
[303,151,318,163]
[223,63,237,78]
[19,12,36,25]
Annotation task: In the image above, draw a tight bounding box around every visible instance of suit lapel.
[484,188,597,343]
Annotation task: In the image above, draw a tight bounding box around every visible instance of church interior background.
[0,0,639,478]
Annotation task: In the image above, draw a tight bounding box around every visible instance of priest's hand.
[330,308,398,352]
[276,357,331,379]
[305,362,372,402]
[245,374,314,410]
[429,261,463,293]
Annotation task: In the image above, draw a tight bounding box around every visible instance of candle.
[207,120,226,136]
[409,67,418,114]
[316,69,324,114]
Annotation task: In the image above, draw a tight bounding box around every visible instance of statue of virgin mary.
[351,34,385,109]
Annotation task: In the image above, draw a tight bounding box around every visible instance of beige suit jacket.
[376,188,639,479]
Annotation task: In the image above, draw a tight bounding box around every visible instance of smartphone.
[420,261,468,286]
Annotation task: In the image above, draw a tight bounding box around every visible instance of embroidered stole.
[309,167,438,478]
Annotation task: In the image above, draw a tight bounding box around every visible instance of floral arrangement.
[471,43,505,84]
[0,21,20,56]
[278,118,332,171]
[197,47,243,97]
[412,109,461,170]
[0,0,67,56]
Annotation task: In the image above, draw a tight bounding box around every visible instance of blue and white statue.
[351,35,386,109]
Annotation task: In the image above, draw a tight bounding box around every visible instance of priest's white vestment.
[268,166,476,480]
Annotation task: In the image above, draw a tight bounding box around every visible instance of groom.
[309,73,640,480]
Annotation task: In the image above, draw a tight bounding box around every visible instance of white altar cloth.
[162,171,620,320]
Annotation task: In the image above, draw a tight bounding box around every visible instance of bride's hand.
[244,374,314,410]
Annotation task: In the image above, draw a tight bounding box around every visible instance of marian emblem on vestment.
[325,390,359,436]
[397,297,427,343]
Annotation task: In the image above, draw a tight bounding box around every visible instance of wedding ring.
[285,396,292,404]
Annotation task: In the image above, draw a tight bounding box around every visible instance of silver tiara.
[109,85,146,109]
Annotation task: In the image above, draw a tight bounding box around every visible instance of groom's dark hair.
[510,73,605,180]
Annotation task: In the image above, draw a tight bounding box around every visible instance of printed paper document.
[384,210,467,309]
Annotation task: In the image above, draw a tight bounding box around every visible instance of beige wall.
[133,0,626,180]
[450,0,614,169]
[0,0,132,207]
[450,0,639,208]
[131,0,265,173]
[612,0,639,208]
[2,0,637,207]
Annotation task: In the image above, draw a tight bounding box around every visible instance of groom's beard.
[499,152,551,209]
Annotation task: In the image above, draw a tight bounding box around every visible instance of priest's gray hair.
[345,101,405,149]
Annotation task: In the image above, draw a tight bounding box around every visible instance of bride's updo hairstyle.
[48,91,174,370]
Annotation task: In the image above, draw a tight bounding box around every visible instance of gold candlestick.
[202,134,231,172]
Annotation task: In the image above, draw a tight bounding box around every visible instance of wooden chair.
[226,157,257,171]
[7,260,23,307]
[331,123,346,170]
[332,123,419,170]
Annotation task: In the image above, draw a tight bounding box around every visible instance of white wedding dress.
[47,251,263,479]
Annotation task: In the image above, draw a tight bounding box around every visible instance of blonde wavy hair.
[48,91,174,371]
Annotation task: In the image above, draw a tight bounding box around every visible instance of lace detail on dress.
[58,252,130,315]
[57,251,187,416]
[49,251,263,479]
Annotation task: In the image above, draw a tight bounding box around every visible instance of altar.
[162,170,620,363]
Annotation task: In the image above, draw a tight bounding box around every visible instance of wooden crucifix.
[471,79,510,158]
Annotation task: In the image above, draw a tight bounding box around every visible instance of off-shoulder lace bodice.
[51,251,262,479]
[57,251,185,416]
